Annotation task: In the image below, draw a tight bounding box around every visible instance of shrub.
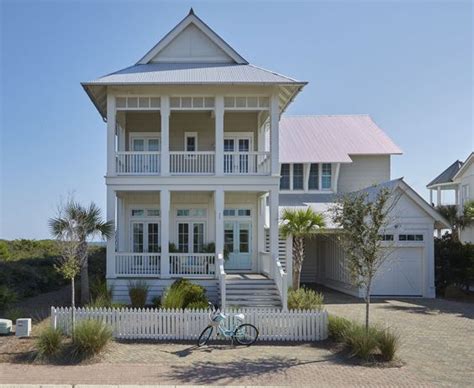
[287,287,324,310]
[128,280,149,308]
[36,327,63,358]
[0,285,17,311]
[161,279,208,309]
[5,307,24,322]
[88,278,113,308]
[343,323,379,361]
[72,319,112,358]
[328,315,351,342]
[151,296,161,308]
[376,328,400,361]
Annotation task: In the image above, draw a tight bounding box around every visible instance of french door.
[224,221,252,270]
[131,136,161,173]
[131,222,160,253]
[223,137,251,174]
[177,222,205,253]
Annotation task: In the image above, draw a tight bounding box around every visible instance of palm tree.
[280,208,325,289]
[436,204,471,242]
[49,200,113,304]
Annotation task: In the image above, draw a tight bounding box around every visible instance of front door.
[224,221,252,270]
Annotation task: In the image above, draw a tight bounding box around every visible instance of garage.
[371,246,424,296]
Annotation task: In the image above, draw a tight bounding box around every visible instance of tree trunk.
[365,280,371,334]
[292,236,305,290]
[79,242,90,305]
[71,277,76,337]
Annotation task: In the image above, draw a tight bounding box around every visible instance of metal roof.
[279,115,403,164]
[84,63,302,85]
[426,160,464,188]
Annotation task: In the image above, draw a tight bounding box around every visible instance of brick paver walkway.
[323,291,474,387]
[0,291,472,386]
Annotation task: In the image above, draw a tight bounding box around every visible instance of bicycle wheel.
[197,326,213,347]
[233,323,259,346]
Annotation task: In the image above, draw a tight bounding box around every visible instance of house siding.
[337,155,391,193]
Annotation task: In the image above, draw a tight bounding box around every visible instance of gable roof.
[453,152,474,181]
[279,178,449,230]
[137,8,247,65]
[426,159,464,188]
[279,115,402,163]
[82,9,306,120]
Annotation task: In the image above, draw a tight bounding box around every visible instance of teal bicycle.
[197,302,259,347]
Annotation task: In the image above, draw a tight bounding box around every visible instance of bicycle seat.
[234,313,245,321]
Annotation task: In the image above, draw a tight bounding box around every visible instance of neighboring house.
[82,10,447,307]
[427,152,474,243]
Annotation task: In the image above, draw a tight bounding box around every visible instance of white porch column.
[160,189,170,278]
[269,187,280,276]
[454,187,459,206]
[257,194,266,271]
[106,94,116,176]
[161,96,170,176]
[437,186,441,206]
[214,188,224,278]
[215,95,224,176]
[117,195,125,251]
[270,93,280,176]
[106,186,116,278]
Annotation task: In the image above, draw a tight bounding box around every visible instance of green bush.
[36,326,63,358]
[343,323,379,361]
[128,280,149,308]
[72,319,112,358]
[287,287,324,310]
[88,277,113,308]
[328,315,351,342]
[0,285,17,311]
[376,328,400,361]
[161,279,208,309]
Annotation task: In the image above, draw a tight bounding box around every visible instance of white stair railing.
[273,255,288,311]
[216,253,226,310]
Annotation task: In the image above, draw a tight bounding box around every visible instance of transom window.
[176,208,207,218]
[224,208,251,217]
[399,234,424,241]
[131,208,161,217]
[379,234,394,241]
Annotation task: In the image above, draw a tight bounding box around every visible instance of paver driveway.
[324,290,474,387]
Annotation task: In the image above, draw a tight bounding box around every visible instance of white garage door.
[371,247,423,296]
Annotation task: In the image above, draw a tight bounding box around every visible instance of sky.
[0,0,472,240]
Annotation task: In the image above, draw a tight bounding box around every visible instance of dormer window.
[322,163,332,190]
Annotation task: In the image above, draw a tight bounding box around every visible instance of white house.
[427,152,474,243]
[82,10,447,307]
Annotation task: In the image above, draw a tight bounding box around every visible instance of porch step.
[224,276,282,308]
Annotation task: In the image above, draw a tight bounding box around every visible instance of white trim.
[129,133,162,152]
[453,152,473,180]
[136,13,248,65]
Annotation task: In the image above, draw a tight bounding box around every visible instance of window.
[238,209,251,216]
[322,163,332,189]
[399,234,424,241]
[185,132,197,152]
[293,163,304,190]
[280,164,290,190]
[379,234,394,241]
[178,223,189,253]
[147,223,159,253]
[224,208,251,217]
[131,208,160,218]
[193,223,204,253]
[224,209,236,216]
[178,222,205,253]
[308,163,319,190]
[176,208,207,218]
[132,223,144,252]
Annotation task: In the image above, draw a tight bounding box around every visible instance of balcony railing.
[115,253,161,276]
[170,152,215,175]
[223,151,271,175]
[169,253,215,277]
[116,152,161,175]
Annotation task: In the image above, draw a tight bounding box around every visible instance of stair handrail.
[217,253,226,311]
[273,255,288,311]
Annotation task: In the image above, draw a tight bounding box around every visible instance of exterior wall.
[337,155,391,193]
[123,111,258,152]
[458,161,473,244]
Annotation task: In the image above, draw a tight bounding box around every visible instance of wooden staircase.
[224,274,282,308]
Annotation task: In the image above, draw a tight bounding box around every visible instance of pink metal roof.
[279,115,402,163]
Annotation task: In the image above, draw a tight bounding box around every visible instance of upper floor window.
[462,184,470,205]
[293,163,304,190]
[280,164,290,190]
[322,163,332,190]
[185,132,197,152]
[308,163,319,190]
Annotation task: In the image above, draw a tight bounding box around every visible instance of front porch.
[106,188,288,308]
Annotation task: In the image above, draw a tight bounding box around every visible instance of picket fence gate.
[51,306,328,342]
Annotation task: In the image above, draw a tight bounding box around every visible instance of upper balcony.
[106,94,280,179]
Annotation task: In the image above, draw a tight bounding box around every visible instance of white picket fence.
[51,307,328,342]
